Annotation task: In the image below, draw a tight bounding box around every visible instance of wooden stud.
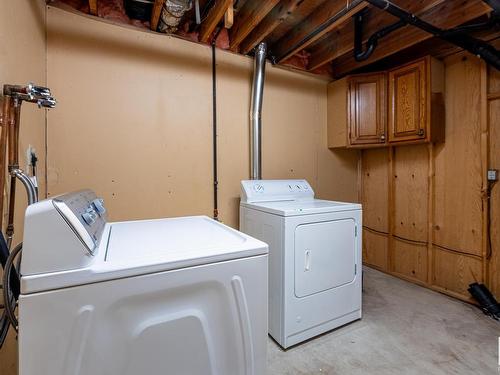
[331,0,491,77]
[239,0,302,55]
[151,0,164,31]
[272,0,367,63]
[229,0,281,51]
[199,0,233,43]
[88,0,98,15]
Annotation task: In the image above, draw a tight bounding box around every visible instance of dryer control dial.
[253,183,265,193]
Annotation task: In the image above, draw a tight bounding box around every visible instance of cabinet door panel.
[389,59,427,142]
[348,73,387,146]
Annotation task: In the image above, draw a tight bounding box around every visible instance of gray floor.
[268,267,500,375]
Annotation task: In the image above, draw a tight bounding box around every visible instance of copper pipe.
[6,100,21,246]
[0,98,10,231]
[8,100,20,170]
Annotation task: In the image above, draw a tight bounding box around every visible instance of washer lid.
[106,216,267,268]
[241,199,361,216]
[21,216,268,294]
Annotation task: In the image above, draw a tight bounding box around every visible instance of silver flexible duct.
[250,43,267,180]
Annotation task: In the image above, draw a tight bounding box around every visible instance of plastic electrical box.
[487,169,499,182]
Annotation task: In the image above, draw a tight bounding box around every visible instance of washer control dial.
[92,198,106,215]
[82,208,98,225]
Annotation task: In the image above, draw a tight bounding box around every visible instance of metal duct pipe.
[250,42,267,180]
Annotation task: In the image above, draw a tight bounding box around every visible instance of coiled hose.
[2,242,22,332]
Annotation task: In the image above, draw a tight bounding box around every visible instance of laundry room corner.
[2,1,500,374]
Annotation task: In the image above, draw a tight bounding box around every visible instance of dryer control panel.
[241,179,314,203]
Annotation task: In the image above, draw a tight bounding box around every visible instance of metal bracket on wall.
[353,0,500,70]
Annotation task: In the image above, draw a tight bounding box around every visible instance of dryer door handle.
[305,250,311,271]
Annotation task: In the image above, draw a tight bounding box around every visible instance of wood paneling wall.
[362,54,497,302]
[488,67,500,297]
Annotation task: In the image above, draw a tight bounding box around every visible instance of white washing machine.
[240,179,362,348]
[18,190,268,375]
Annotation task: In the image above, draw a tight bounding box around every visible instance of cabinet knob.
[418,129,425,137]
[380,134,386,142]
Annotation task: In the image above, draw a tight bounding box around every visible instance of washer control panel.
[52,190,107,255]
[241,179,314,203]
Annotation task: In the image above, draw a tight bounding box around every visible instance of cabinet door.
[348,73,387,146]
[389,59,427,142]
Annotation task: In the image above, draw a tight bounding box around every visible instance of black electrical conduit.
[359,0,500,70]
[212,29,222,221]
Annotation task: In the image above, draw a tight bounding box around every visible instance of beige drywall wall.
[46,5,359,229]
[0,1,47,374]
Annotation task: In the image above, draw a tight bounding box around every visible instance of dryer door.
[294,219,356,298]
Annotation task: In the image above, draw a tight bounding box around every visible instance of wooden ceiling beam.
[150,0,163,31]
[88,0,98,15]
[307,0,448,71]
[331,0,492,77]
[239,0,303,55]
[271,0,368,63]
[199,0,233,42]
[229,0,281,51]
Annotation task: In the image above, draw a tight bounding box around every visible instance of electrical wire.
[2,242,22,332]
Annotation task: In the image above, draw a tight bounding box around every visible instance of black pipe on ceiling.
[364,0,500,70]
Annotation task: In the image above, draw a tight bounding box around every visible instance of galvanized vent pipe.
[250,42,267,180]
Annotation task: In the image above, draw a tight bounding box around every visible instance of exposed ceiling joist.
[150,0,164,31]
[271,0,368,63]
[229,0,281,51]
[88,0,97,15]
[307,0,448,71]
[199,0,233,42]
[331,0,492,77]
[239,0,302,55]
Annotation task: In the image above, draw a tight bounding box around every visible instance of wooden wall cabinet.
[327,56,444,149]
[327,77,348,148]
[388,56,445,144]
[348,73,387,147]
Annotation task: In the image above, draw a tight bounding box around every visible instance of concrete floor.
[268,267,500,375]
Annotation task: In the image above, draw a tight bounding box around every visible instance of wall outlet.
[488,169,499,182]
